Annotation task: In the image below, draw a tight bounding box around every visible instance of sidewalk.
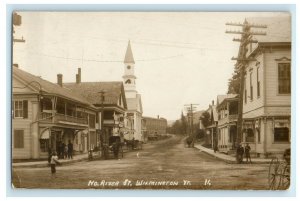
[194,144,272,164]
[12,153,89,168]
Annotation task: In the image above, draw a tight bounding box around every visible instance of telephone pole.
[184,104,199,137]
[226,19,266,146]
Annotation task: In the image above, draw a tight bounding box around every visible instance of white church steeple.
[123,40,137,98]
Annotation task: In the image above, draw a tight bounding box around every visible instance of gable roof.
[124,40,135,64]
[13,66,94,107]
[64,82,127,109]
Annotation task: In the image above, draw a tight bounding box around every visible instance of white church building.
[122,41,144,142]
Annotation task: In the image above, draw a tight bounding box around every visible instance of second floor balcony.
[39,112,88,126]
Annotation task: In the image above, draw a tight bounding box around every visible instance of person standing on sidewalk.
[50,151,60,175]
[245,143,252,163]
[68,140,73,159]
[213,143,218,153]
[236,144,244,164]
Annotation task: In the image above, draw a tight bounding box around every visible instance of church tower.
[123,40,137,98]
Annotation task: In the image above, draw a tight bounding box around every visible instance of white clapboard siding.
[264,49,291,106]
[243,54,264,118]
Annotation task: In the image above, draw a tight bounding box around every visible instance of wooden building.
[242,16,291,158]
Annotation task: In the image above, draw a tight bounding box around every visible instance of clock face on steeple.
[127,65,131,70]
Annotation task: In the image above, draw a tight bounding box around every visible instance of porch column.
[31,101,40,159]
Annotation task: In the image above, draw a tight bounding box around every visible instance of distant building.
[64,75,128,149]
[143,116,167,137]
[205,100,218,148]
[122,41,144,142]
[216,94,238,154]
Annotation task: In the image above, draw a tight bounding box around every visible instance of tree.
[200,111,211,128]
[180,111,187,135]
[227,64,241,94]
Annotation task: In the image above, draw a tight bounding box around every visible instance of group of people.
[236,143,252,164]
[48,140,73,175]
[56,140,73,159]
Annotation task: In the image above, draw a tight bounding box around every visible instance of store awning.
[40,129,50,139]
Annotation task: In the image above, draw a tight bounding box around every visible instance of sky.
[13,12,289,121]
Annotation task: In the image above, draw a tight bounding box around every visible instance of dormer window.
[125,79,131,84]
[127,65,131,70]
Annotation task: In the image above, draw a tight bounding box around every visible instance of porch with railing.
[39,112,88,125]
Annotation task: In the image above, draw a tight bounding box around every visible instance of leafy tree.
[180,111,187,135]
[200,111,210,128]
[227,64,241,94]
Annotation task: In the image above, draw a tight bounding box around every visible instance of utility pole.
[226,19,266,146]
[184,104,199,137]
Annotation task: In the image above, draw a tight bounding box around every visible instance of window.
[250,72,253,100]
[14,100,28,118]
[244,89,247,104]
[278,63,291,94]
[14,129,24,148]
[89,114,96,128]
[127,65,131,70]
[125,79,131,84]
[257,67,260,97]
[274,127,289,142]
[246,128,254,142]
[40,139,49,152]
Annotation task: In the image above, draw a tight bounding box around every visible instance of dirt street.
[12,135,270,190]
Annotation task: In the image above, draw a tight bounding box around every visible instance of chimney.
[157,115,160,119]
[57,74,63,87]
[77,68,81,83]
[76,74,79,84]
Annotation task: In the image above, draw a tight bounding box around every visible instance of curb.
[13,157,88,168]
[194,146,271,164]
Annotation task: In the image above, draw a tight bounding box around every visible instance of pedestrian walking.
[68,140,73,159]
[245,143,252,163]
[50,151,60,175]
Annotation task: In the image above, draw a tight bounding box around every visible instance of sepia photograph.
[11,11,291,190]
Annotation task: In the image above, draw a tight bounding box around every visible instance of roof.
[13,66,94,107]
[64,82,127,108]
[217,94,237,106]
[246,15,291,43]
[124,40,135,64]
[217,94,238,109]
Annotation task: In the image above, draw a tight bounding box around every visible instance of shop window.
[40,139,49,152]
[274,127,289,142]
[14,129,24,148]
[246,128,254,142]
